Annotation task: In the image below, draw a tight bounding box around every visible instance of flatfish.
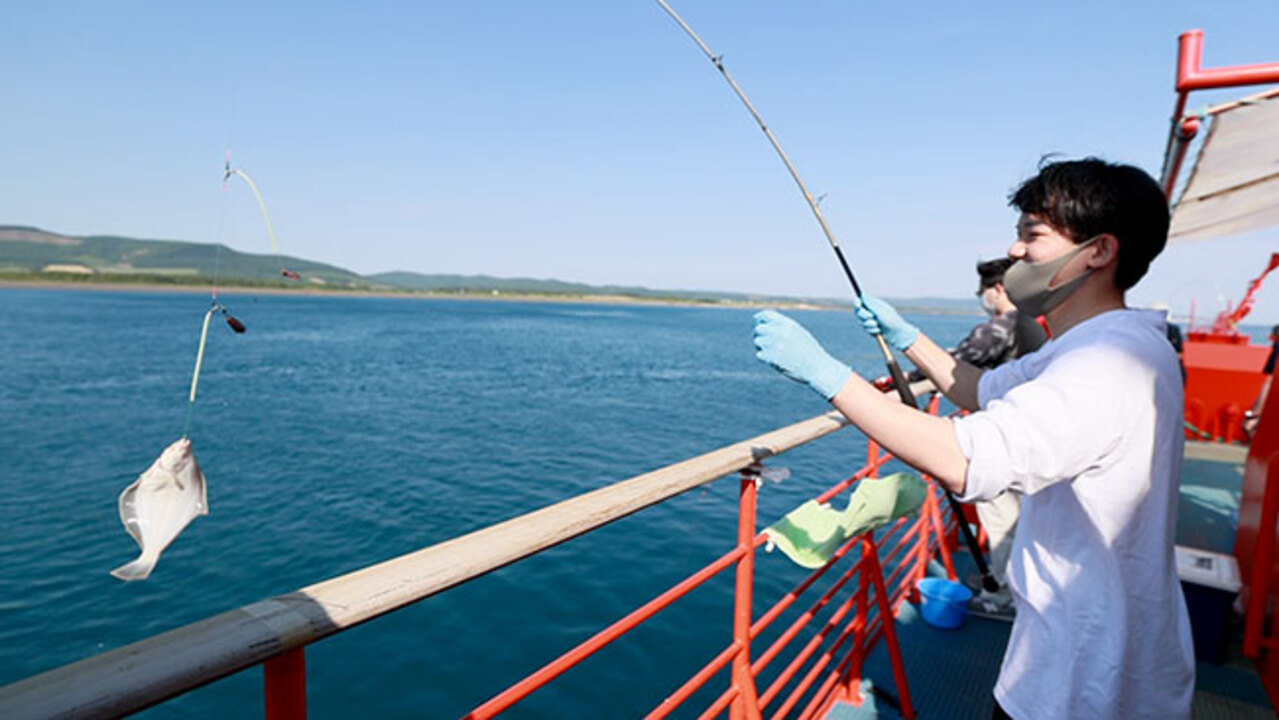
[111,438,208,581]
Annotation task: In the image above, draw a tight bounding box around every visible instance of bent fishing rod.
[656,0,1000,593]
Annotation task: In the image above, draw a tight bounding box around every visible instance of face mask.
[978,288,998,316]
[1003,236,1099,317]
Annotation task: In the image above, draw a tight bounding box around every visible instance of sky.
[3,1,1277,322]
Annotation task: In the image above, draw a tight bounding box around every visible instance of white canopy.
[1170,95,1279,243]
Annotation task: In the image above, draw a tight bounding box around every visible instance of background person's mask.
[979,288,999,316]
[1003,236,1099,317]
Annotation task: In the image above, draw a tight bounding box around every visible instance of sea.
[0,287,1185,718]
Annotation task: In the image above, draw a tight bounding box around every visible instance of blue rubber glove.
[853,295,919,352]
[753,310,851,400]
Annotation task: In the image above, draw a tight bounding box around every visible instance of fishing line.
[180,160,251,438]
[657,1,1001,593]
[183,152,290,435]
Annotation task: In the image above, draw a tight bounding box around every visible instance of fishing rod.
[656,0,1001,593]
[654,0,913,404]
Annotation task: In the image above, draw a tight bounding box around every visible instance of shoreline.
[0,278,984,316]
[0,278,838,311]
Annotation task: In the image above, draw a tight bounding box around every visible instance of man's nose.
[1007,241,1026,259]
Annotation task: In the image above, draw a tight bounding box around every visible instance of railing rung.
[752,554,865,681]
[466,545,746,719]
[749,535,859,641]
[648,642,741,719]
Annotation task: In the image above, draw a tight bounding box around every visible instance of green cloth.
[764,472,928,569]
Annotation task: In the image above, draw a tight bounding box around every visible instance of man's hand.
[853,295,920,352]
[753,310,851,400]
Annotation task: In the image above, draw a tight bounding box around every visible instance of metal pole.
[731,472,763,720]
[844,549,871,704]
[864,536,916,719]
[263,648,306,720]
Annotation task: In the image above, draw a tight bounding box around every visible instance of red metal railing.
[0,396,964,719]
[466,394,954,719]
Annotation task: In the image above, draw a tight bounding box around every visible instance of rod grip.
[875,336,917,407]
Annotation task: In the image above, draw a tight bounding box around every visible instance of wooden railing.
[0,387,955,719]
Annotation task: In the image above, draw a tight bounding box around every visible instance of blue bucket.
[917,577,973,629]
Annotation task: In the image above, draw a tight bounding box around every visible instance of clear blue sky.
[2,2,1277,322]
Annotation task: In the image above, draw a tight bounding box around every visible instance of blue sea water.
[0,288,980,718]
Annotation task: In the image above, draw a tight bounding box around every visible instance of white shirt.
[952,309,1194,719]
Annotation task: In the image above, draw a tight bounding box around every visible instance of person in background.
[905,258,1027,618]
[753,157,1192,719]
[1149,301,1185,383]
[907,258,1041,385]
[961,258,1022,367]
[1243,324,1279,439]
[957,258,1024,620]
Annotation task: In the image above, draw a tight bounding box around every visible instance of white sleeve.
[977,352,1033,407]
[953,345,1124,502]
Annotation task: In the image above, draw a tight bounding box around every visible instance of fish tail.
[110,554,159,582]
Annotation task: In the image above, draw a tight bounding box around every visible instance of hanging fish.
[111,438,208,581]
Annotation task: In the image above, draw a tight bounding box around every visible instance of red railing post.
[264,648,307,720]
[840,547,872,704]
[731,472,763,720]
[932,485,958,579]
[863,535,916,719]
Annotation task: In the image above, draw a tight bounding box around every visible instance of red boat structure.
[1162,27,1279,716]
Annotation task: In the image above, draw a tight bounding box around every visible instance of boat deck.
[826,443,1273,719]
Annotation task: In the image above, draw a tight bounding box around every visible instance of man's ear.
[1087,234,1119,269]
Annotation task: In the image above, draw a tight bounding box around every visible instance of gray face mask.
[1003,236,1099,317]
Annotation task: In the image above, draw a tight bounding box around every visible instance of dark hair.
[1009,157,1169,290]
[977,257,1014,290]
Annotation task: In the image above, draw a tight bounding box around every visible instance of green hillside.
[0,225,373,287]
[1,225,970,313]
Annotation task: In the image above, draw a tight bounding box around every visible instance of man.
[753,158,1193,719]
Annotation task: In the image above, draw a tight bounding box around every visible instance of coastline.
[0,278,985,316]
[0,278,836,311]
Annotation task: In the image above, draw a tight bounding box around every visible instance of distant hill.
[0,225,371,287]
[0,225,977,313]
